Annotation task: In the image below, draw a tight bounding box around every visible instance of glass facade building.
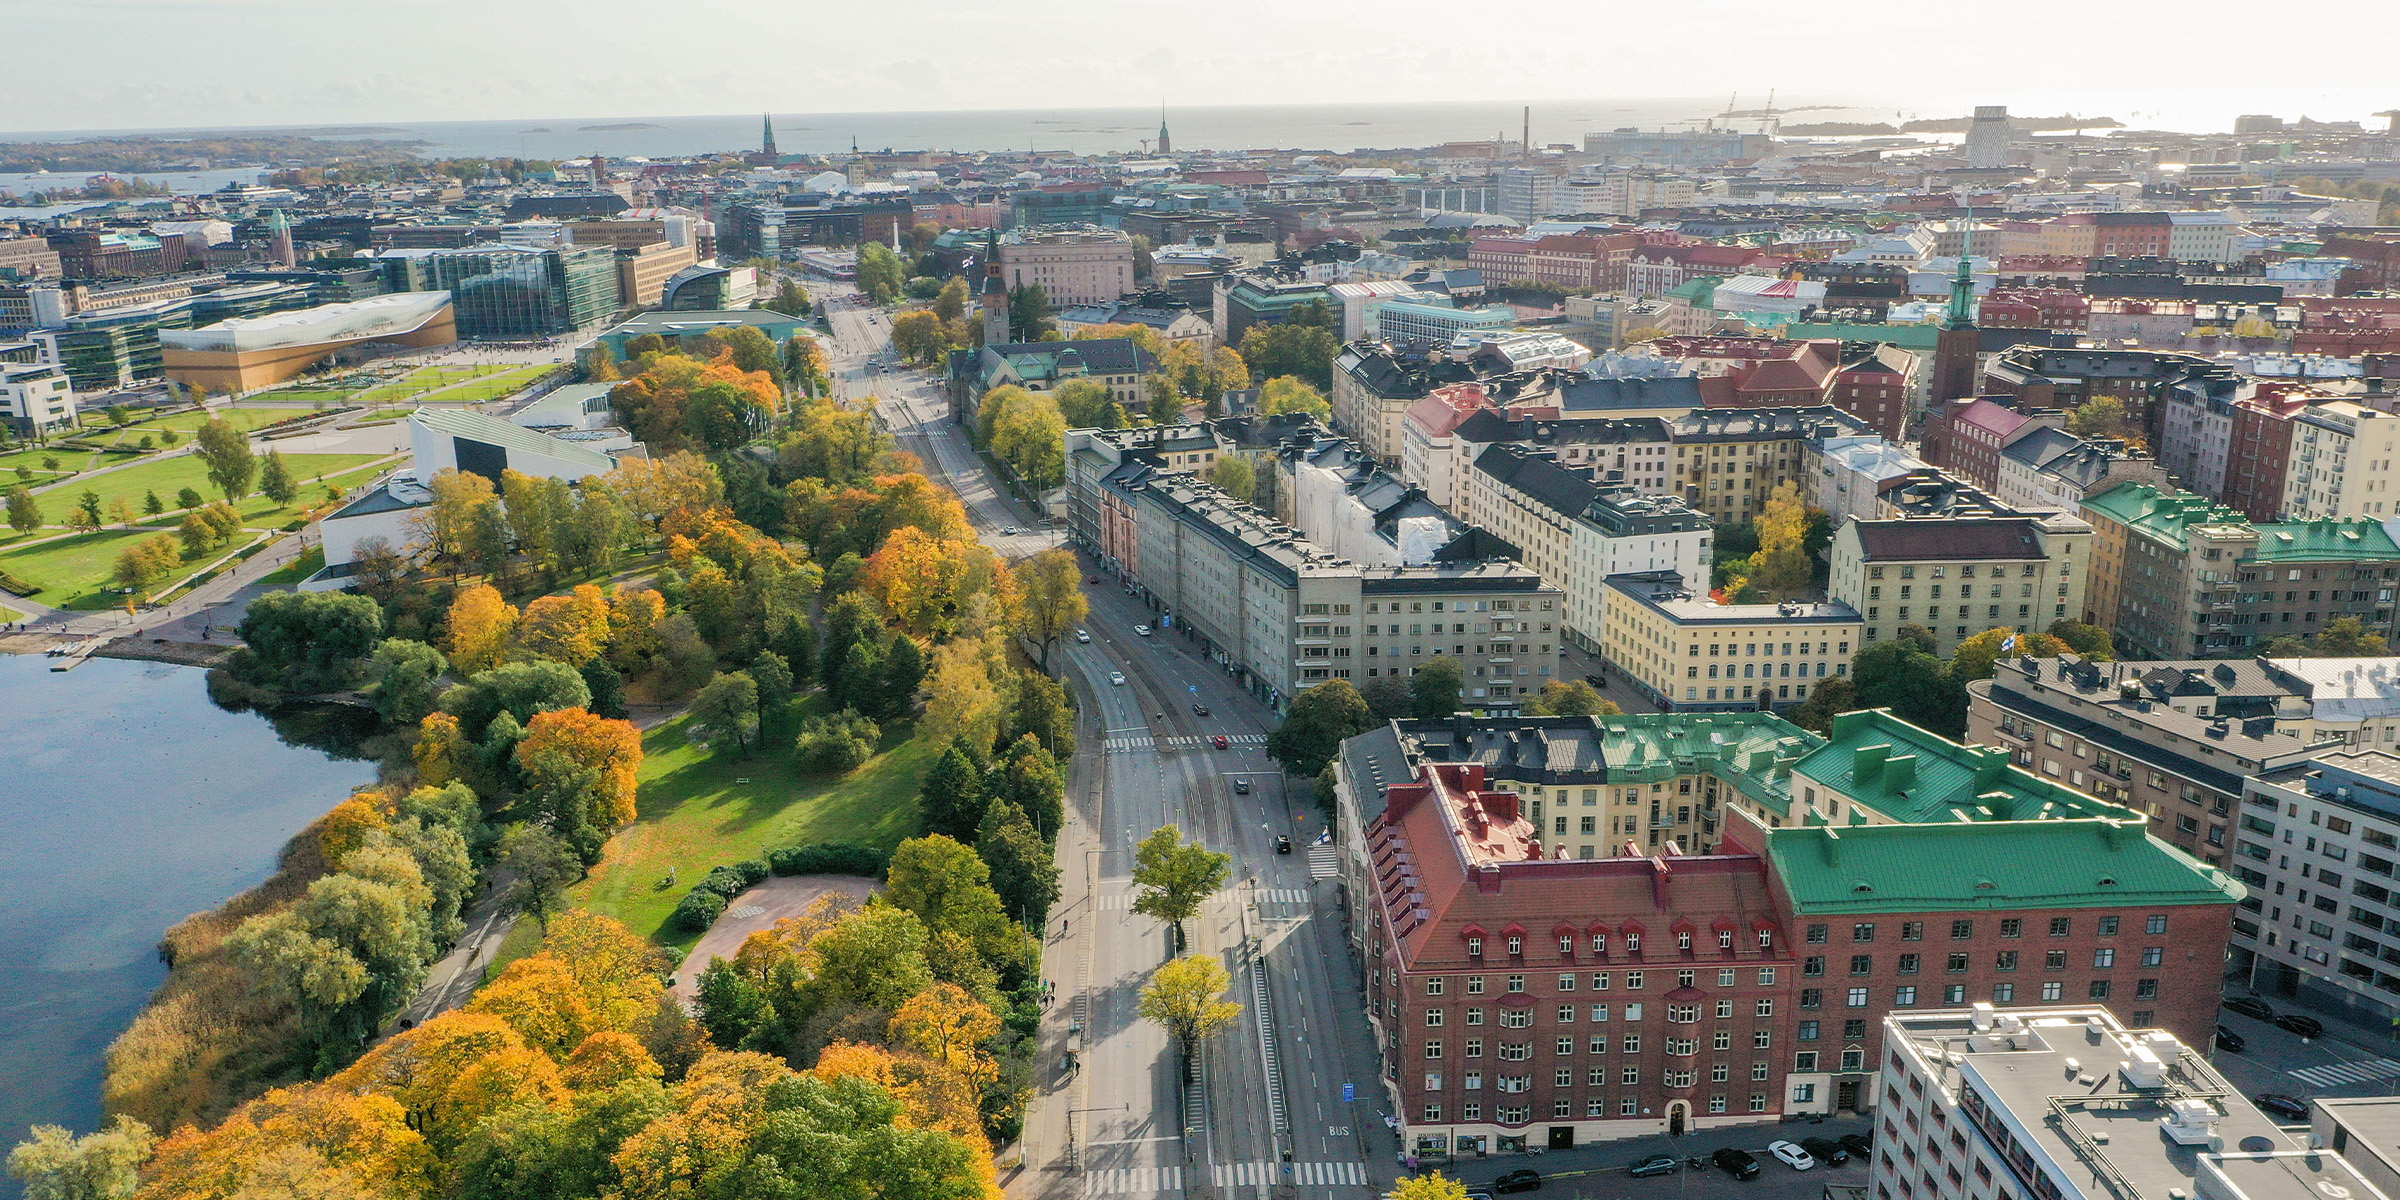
[57,282,311,388]
[425,245,618,338]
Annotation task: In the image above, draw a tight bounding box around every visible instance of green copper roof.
[1792,709,2128,825]
[1781,322,1940,350]
[2246,519,2400,563]
[2080,482,2245,553]
[1761,818,2244,914]
[1594,712,1819,804]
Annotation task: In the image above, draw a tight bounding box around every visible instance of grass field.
[252,387,361,407]
[566,703,930,948]
[352,363,526,405]
[427,364,560,404]
[47,452,383,526]
[118,406,299,438]
[0,528,164,607]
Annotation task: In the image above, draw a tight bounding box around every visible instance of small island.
[578,122,664,131]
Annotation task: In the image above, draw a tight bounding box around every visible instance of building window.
[1426,1010,1445,1027]
[2040,982,2064,1001]
[1895,986,1917,1007]
[1427,978,1445,996]
[1847,988,1869,1008]
[2094,948,2115,968]
[1952,920,1974,939]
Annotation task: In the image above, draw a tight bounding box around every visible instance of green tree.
[691,671,763,756]
[2047,619,2116,661]
[2318,617,2391,656]
[1359,674,1413,720]
[3,487,38,534]
[1207,454,1257,504]
[193,417,257,502]
[494,823,583,934]
[1785,675,1858,734]
[1130,825,1231,927]
[1145,373,1184,424]
[140,490,163,516]
[920,738,990,843]
[751,650,795,709]
[977,800,1060,924]
[879,631,926,717]
[1014,548,1088,672]
[367,637,449,725]
[1007,282,1056,342]
[74,490,101,528]
[233,590,388,696]
[2067,397,2132,442]
[1239,312,1339,390]
[258,448,298,505]
[1138,954,1241,1057]
[856,241,906,304]
[764,278,813,317]
[885,835,1018,964]
[1850,637,1965,736]
[1051,378,1117,429]
[1267,679,1375,778]
[175,486,204,510]
[692,957,772,1049]
[1410,656,1466,718]
[987,733,1065,837]
[6,1115,155,1200]
[932,275,969,323]
[1257,375,1330,419]
[722,324,785,388]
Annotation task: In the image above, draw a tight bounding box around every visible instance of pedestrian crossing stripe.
[1307,844,1340,881]
[1099,889,1309,909]
[1081,1166,1183,1195]
[1102,734,1269,753]
[2289,1057,2400,1087]
[1211,1162,1369,1187]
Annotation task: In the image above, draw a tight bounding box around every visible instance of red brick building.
[1977,288,2088,334]
[1829,343,1917,442]
[2221,390,2311,522]
[1922,397,2049,490]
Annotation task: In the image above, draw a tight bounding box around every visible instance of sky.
[4,0,2398,135]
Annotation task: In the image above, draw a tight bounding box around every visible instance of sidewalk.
[1430,1114,1875,1189]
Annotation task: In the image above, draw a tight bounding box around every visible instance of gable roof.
[1846,517,2051,561]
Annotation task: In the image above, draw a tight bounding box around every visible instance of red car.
[1212,735,1229,749]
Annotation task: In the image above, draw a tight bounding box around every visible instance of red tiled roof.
[1952,398,2032,439]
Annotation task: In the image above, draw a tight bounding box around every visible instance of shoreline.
[0,631,237,670]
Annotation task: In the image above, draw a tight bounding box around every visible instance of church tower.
[1931,224,1981,403]
[1157,103,1172,156]
[266,207,296,268]
[762,113,778,161]
[981,229,1010,346]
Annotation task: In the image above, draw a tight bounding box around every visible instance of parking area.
[1433,1117,1877,1200]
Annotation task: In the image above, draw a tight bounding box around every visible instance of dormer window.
[1625,935,1641,953]
[1591,933,1607,954]
[1558,936,1574,956]
[1718,931,1734,949]
[1677,931,1693,950]
[1507,936,1523,956]
[1758,929,1774,949]
[1468,937,1484,957]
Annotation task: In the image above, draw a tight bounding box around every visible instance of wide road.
[814,293,1391,1200]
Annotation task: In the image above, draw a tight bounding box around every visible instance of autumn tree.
[6,1115,155,1200]
[1950,627,2070,683]
[193,417,257,502]
[1130,825,1231,928]
[1525,679,1620,717]
[445,583,518,675]
[111,533,183,599]
[1744,481,1815,599]
[1050,378,1117,429]
[2317,616,2391,656]
[1258,375,1330,419]
[1014,548,1088,672]
[1138,954,1241,1058]
[515,707,644,859]
[516,583,612,667]
[1391,1175,1471,1200]
[421,468,498,568]
[990,391,1066,491]
[932,275,969,323]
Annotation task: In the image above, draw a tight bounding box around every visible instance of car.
[1585,674,1608,688]
[2254,1093,2311,1121]
[1075,629,1091,643]
[1275,835,1292,854]
[1712,1147,1762,1180]
[2215,1026,2247,1052]
[2224,997,2276,1021]
[1626,1155,1679,1178]
[1212,734,1230,749]
[1801,1138,1850,1166]
[2274,1014,2325,1038]
[1839,1133,1873,1159]
[1493,1170,1541,1193]
[1233,778,1252,794]
[1108,672,1126,686]
[1134,624,1152,636]
[1767,1141,1816,1171]
[1000,526,1019,535]
[1087,577,1099,584]
[1192,703,1210,716]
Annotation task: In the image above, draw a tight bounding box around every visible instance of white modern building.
[0,362,75,436]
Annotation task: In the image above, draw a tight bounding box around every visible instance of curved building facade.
[161,291,456,392]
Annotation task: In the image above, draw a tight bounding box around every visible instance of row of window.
[1421,1035,1773,1060]
[1799,947,2163,975]
[1800,915,2171,943]
[1792,979,2141,1009]
[1425,999,1778,1027]
[1423,967,1774,995]
[1421,1094,1772,1123]
[1463,931,1778,958]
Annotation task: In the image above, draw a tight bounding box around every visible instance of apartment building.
[2236,750,2400,1029]
[1828,515,2093,659]
[1276,433,1474,567]
[1673,407,1875,526]
[1599,573,1860,713]
[1874,1005,2347,1200]
[1567,492,1712,654]
[2284,401,2400,522]
[1811,437,1933,525]
[1334,341,1485,465]
[1063,422,1225,564]
[1000,225,1137,307]
[1458,444,1599,591]
[1992,429,2167,516]
[2080,482,2400,659]
[1966,654,2343,868]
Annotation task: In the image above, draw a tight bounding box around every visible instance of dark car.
[2275,1014,2325,1038]
[1626,1155,1679,1178]
[2224,996,2276,1021]
[1493,1170,1541,1193]
[1801,1138,1850,1167]
[1839,1133,1873,1159]
[1713,1147,1762,1180]
[1275,835,1292,854]
[2215,1026,2248,1052]
[1192,703,1211,716]
[1233,778,1251,794]
[2255,1093,2311,1121]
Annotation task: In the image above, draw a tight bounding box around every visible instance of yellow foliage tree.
[412,712,465,787]
[515,583,612,666]
[466,955,594,1058]
[562,1030,662,1090]
[891,982,1001,1088]
[1744,481,1816,599]
[316,794,389,865]
[332,1011,566,1156]
[137,1085,435,1200]
[443,584,517,675]
[609,1052,793,1200]
[514,708,644,831]
[539,911,672,1033]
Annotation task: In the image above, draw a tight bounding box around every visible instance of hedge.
[767,843,887,877]
[671,889,726,933]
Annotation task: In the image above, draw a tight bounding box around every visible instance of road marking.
[1306,843,1340,880]
[1213,1162,1368,1187]
[2289,1057,2400,1087]
[1103,733,1268,754]
[1081,1166,1184,1195]
[1098,889,1308,910]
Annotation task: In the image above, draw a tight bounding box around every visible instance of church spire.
[761,113,777,161]
[1157,102,1172,156]
[1944,219,1977,331]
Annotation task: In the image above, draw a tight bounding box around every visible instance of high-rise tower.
[762,113,778,161]
[981,229,1010,346]
[1964,105,2010,169]
[1157,103,1171,156]
[266,207,296,268]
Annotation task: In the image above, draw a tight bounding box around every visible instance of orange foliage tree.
[514,708,644,831]
[332,1011,566,1156]
[514,582,611,667]
[137,1085,434,1200]
[316,793,390,865]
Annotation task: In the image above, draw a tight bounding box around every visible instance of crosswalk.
[1081,1167,1183,1195]
[2290,1057,2400,1088]
[1098,889,1311,910]
[1307,843,1340,880]
[1212,1161,1370,1187]
[1102,733,1270,753]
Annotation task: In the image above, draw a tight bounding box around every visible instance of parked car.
[2223,997,2276,1021]
[1134,624,1152,636]
[1712,1147,1761,1180]
[1192,703,1210,716]
[1626,1155,1679,1178]
[1275,835,1292,854]
[2215,1026,2247,1052]
[1075,629,1091,643]
[2254,1093,2311,1121]
[1213,734,1230,749]
[1108,672,1126,686]
[1493,1170,1541,1193]
[1838,1133,1873,1159]
[1801,1137,1850,1166]
[1767,1141,1816,1171]
[2275,1014,2325,1038]
[1233,778,1252,794]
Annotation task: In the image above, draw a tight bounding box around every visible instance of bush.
[767,843,888,877]
[696,865,750,899]
[672,889,727,932]
[795,709,878,775]
[735,859,770,885]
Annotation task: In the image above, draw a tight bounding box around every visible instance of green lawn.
[568,704,930,948]
[255,545,324,589]
[0,446,101,479]
[49,452,383,524]
[251,387,361,407]
[0,528,164,607]
[119,406,299,437]
[429,365,560,404]
[351,363,525,405]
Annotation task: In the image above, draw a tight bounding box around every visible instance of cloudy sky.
[5,0,2396,135]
